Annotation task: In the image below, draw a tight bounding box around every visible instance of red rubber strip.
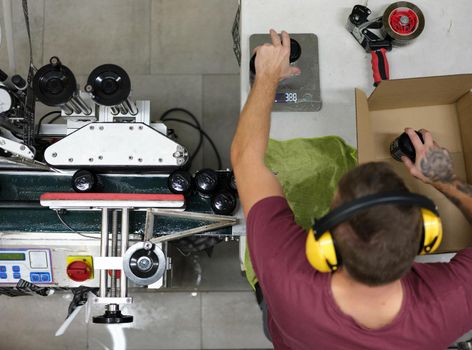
[40,193,184,201]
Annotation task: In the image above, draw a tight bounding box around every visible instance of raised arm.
[231,30,301,217]
[401,128,472,224]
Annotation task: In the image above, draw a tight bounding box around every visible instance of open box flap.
[457,91,472,184]
[355,89,375,164]
[368,74,472,111]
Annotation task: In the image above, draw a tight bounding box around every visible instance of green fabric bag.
[244,136,358,289]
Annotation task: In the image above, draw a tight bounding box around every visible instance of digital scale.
[0,248,53,285]
[249,33,321,112]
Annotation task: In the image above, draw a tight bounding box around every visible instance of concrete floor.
[0,242,273,350]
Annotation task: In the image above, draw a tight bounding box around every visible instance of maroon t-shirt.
[247,196,472,350]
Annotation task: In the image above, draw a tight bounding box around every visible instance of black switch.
[11,75,27,90]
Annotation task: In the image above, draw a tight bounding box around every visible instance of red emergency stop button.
[67,260,92,282]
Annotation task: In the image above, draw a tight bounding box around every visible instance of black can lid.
[211,191,237,215]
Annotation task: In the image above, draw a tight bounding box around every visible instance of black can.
[211,191,237,215]
[194,168,219,196]
[390,131,424,162]
[167,170,193,195]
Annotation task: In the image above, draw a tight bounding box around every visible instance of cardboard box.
[355,74,472,252]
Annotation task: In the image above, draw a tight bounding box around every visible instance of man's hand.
[254,30,301,83]
[401,128,456,185]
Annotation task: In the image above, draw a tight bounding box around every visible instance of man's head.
[332,162,422,286]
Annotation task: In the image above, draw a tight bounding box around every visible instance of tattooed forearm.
[457,182,472,197]
[420,148,456,183]
[440,181,472,224]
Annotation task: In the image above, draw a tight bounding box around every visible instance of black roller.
[86,64,131,106]
[33,56,76,106]
[72,169,98,193]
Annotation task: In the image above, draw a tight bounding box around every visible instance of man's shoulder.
[407,248,472,297]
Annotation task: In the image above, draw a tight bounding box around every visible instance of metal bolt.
[20,145,25,150]
[173,151,183,158]
[89,158,94,162]
[129,156,133,160]
[90,125,94,130]
[52,152,57,158]
[138,158,143,162]
[99,126,104,130]
[400,15,410,25]
[129,126,134,130]
[137,256,152,272]
[138,126,143,130]
[98,155,103,160]
[143,242,153,250]
[0,140,4,145]
[85,85,93,92]
[68,158,74,162]
[158,158,163,163]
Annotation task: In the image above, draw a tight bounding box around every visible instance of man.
[231,30,472,349]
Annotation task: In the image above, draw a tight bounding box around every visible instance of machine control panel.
[249,33,321,112]
[0,249,53,285]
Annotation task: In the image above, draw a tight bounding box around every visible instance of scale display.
[275,92,298,104]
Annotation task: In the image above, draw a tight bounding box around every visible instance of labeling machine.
[0,56,239,325]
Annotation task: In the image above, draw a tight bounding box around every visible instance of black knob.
[33,57,77,106]
[211,191,237,215]
[92,309,133,324]
[11,75,27,90]
[194,169,219,195]
[167,170,193,195]
[390,131,424,162]
[250,38,302,75]
[72,169,98,193]
[0,69,8,83]
[86,64,131,106]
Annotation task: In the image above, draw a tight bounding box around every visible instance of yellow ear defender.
[305,192,443,273]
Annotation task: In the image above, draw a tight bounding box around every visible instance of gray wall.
[0,0,242,170]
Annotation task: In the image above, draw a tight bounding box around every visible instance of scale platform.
[249,33,321,112]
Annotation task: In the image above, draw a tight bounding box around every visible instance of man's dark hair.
[332,162,422,286]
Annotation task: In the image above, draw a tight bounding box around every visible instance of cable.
[22,0,33,68]
[159,108,222,169]
[160,108,204,164]
[48,114,62,124]
[161,108,201,128]
[36,110,61,136]
[163,118,222,169]
[55,210,100,240]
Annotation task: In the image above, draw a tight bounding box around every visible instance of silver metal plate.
[249,33,321,112]
[44,122,188,168]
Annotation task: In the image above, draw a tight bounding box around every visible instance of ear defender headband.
[306,192,443,273]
